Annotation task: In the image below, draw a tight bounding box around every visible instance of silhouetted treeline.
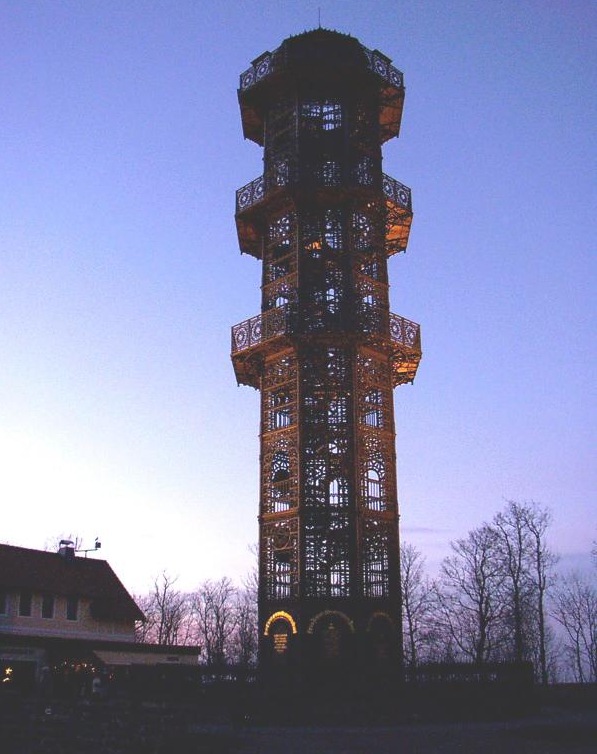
[402,500,597,684]
[133,500,596,684]
[134,572,258,669]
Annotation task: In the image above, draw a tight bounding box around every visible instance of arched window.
[365,468,383,511]
[329,477,348,508]
[272,451,290,483]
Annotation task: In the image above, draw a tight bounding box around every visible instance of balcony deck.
[235,172,412,258]
[231,306,421,387]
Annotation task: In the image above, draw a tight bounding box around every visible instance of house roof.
[0,543,144,623]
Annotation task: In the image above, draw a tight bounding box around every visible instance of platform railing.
[239,44,403,92]
[236,172,411,215]
[232,305,419,355]
[231,306,291,354]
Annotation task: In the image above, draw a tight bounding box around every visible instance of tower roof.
[238,29,405,145]
[280,28,369,71]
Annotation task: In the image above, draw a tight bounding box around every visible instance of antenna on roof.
[318,7,321,28]
[76,537,102,558]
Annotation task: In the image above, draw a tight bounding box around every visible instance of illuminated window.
[66,596,78,621]
[42,594,54,619]
[19,591,32,617]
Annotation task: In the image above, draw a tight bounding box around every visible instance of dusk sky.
[1,0,594,595]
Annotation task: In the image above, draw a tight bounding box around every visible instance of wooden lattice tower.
[231,30,421,686]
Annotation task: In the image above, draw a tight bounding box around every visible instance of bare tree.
[518,501,557,684]
[552,571,597,683]
[230,551,259,668]
[231,585,258,668]
[400,543,435,667]
[492,502,534,664]
[192,577,238,667]
[436,524,507,663]
[134,591,154,643]
[135,572,191,646]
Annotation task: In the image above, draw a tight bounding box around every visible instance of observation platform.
[231,306,421,388]
[235,172,412,259]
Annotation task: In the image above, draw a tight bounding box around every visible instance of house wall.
[0,590,136,642]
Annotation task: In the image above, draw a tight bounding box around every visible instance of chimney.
[58,540,75,560]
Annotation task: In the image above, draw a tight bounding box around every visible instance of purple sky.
[0,0,594,593]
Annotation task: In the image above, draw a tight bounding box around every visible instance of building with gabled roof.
[0,542,198,694]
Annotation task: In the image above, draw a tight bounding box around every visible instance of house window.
[19,590,32,617]
[42,594,55,619]
[0,591,7,615]
[66,596,79,621]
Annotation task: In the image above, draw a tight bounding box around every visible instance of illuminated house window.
[42,594,55,619]
[66,596,79,621]
[19,590,32,617]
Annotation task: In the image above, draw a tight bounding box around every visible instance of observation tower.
[231,29,421,689]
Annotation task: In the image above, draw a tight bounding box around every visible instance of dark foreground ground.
[226,712,597,753]
[1,690,595,753]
